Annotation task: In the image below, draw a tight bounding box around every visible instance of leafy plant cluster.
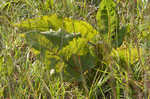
[0,0,150,98]
[14,0,124,81]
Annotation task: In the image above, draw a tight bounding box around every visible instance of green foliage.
[1,0,150,98]
[14,14,63,31]
[111,47,142,65]
[14,14,98,81]
[14,1,139,83]
[96,0,118,34]
[45,0,54,9]
[96,0,126,47]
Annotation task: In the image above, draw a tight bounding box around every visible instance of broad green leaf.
[111,47,142,65]
[14,14,98,40]
[59,37,97,81]
[23,30,81,50]
[14,14,64,31]
[96,0,124,47]
[63,18,98,38]
[112,25,128,47]
[22,32,53,52]
[96,0,118,34]
[22,30,81,67]
[14,14,98,56]
[63,52,96,81]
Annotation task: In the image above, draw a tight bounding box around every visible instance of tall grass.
[0,0,150,98]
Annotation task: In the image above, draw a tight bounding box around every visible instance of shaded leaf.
[96,0,119,34]
[96,0,124,48]
[63,53,96,81]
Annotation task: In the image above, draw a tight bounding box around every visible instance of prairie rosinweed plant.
[0,0,150,98]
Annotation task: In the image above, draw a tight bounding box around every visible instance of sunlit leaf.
[111,47,142,65]
[14,14,63,31]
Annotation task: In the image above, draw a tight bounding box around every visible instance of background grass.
[0,0,150,99]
